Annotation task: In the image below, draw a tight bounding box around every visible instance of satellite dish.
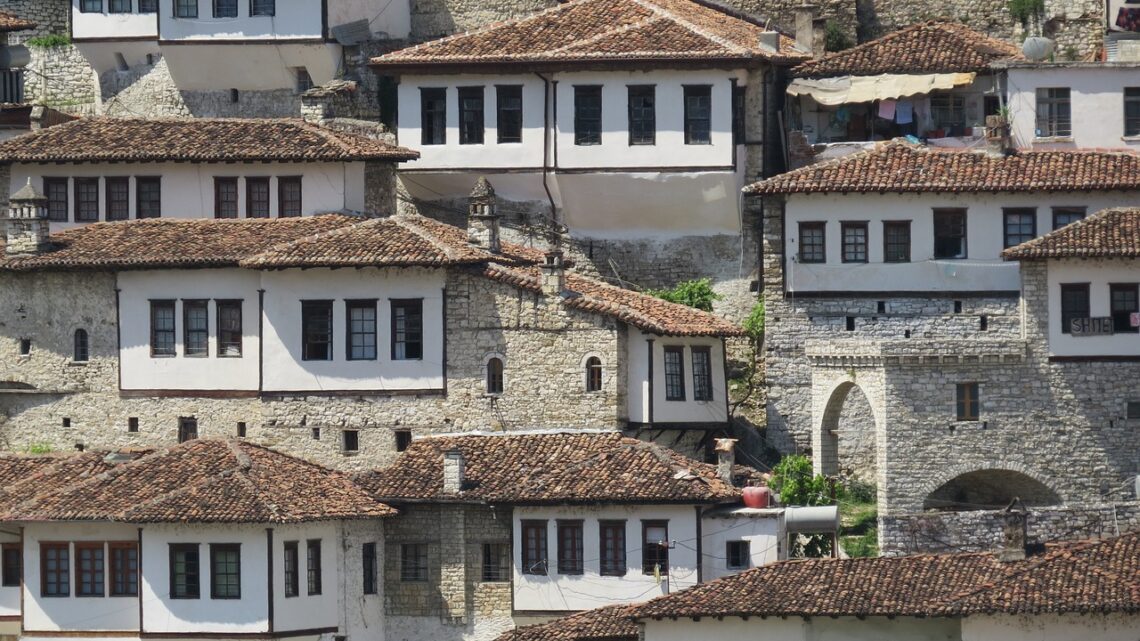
[1022,37,1055,62]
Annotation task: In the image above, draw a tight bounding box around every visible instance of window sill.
[1123,136,1140,142]
[482,393,503,399]
[1032,136,1073,144]
[68,361,88,367]
[342,450,359,457]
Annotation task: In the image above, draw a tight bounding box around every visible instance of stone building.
[750,141,1140,552]
[0,178,742,470]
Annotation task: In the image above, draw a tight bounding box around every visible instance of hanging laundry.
[878,99,896,120]
[896,100,914,124]
[835,105,850,123]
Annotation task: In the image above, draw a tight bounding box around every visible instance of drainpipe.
[646,337,655,425]
[535,72,558,226]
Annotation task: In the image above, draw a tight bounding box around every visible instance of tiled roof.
[744,140,1140,195]
[357,431,751,505]
[496,604,638,641]
[628,532,1140,619]
[372,0,807,70]
[0,451,150,514]
[2,440,394,524]
[1003,208,1140,260]
[0,11,35,32]
[791,21,1021,78]
[0,118,419,164]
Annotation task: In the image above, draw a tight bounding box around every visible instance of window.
[210,544,240,599]
[420,88,447,145]
[683,85,712,145]
[128,417,139,433]
[557,521,583,575]
[458,86,485,145]
[75,543,104,597]
[486,357,504,395]
[2,545,21,587]
[956,382,979,421]
[294,68,312,94]
[213,0,237,17]
[214,177,238,219]
[798,222,826,263]
[169,544,199,599]
[1126,88,1140,137]
[306,540,322,595]
[106,177,129,221]
[496,85,523,143]
[1035,87,1071,137]
[178,416,198,443]
[41,543,69,597]
[627,85,656,145]
[250,0,275,16]
[1060,283,1090,335]
[929,93,965,129]
[342,430,359,453]
[109,543,137,597]
[175,0,197,18]
[1052,207,1085,230]
[19,339,30,356]
[75,178,99,222]
[599,521,625,577]
[841,221,868,263]
[391,299,423,360]
[1110,284,1139,333]
[278,176,302,217]
[732,85,745,145]
[641,521,668,575]
[73,329,89,363]
[521,521,547,575]
[663,346,685,401]
[183,299,209,357]
[400,543,427,582]
[883,221,911,263]
[136,177,161,218]
[1128,401,1140,419]
[481,543,509,582]
[139,0,157,12]
[585,356,603,392]
[236,421,246,437]
[362,542,378,594]
[346,300,377,361]
[933,208,967,259]
[283,542,298,598]
[246,177,270,218]
[150,300,176,357]
[217,300,242,357]
[691,346,713,401]
[1003,208,1036,248]
[301,301,333,361]
[80,0,103,12]
[109,0,131,12]
[574,86,602,145]
[44,178,68,222]
[726,540,749,570]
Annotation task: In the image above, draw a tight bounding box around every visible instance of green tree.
[648,278,720,312]
[771,454,834,557]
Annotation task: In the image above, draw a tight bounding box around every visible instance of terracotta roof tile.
[744,140,1140,195]
[357,431,752,504]
[1003,208,1140,260]
[0,118,418,164]
[2,439,393,523]
[0,12,35,32]
[495,604,638,641]
[791,21,1021,78]
[372,0,807,70]
[0,451,150,513]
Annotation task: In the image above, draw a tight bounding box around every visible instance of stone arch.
[811,369,885,481]
[922,466,1063,511]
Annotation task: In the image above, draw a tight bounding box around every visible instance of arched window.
[486,357,504,395]
[585,356,602,392]
[73,329,89,363]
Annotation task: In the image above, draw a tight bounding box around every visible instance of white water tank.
[1022,37,1055,62]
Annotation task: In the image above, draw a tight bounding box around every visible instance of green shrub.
[743,301,765,342]
[841,478,876,504]
[771,454,835,557]
[842,528,879,558]
[26,34,70,48]
[823,21,853,52]
[1008,0,1043,25]
[648,278,720,312]
[26,442,53,454]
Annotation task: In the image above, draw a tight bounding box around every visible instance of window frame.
[585,355,603,392]
[933,208,968,259]
[520,520,547,576]
[399,543,428,582]
[277,176,302,218]
[245,177,270,219]
[1126,87,1140,137]
[169,543,200,600]
[213,0,238,18]
[216,299,243,358]
[929,93,966,129]
[306,539,321,596]
[178,416,198,443]
[209,543,241,600]
[174,0,198,19]
[840,221,868,263]
[44,177,69,222]
[1,544,21,588]
[1002,207,1037,249]
[458,86,485,145]
[663,346,685,401]
[108,542,138,597]
[955,382,980,422]
[283,541,299,598]
[1059,283,1090,335]
[139,0,157,12]
[683,85,713,145]
[420,88,447,145]
[1035,87,1071,138]
[725,540,749,570]
[732,85,746,145]
[599,520,626,577]
[556,520,584,575]
[390,298,423,361]
[40,542,70,598]
[691,346,713,402]
[496,85,523,144]
[183,299,209,358]
[573,85,602,146]
[627,84,656,146]
[481,543,510,582]
[74,542,105,598]
[136,176,161,219]
[362,542,378,595]
[1051,207,1085,230]
[80,0,104,13]
[250,0,275,17]
[74,177,100,223]
[798,221,826,264]
[73,329,90,363]
[214,177,238,219]
[486,356,504,395]
[150,300,176,357]
[1127,401,1140,420]
[342,429,359,453]
[105,176,130,221]
[1109,283,1139,334]
[641,520,668,575]
[883,220,911,263]
[345,299,378,361]
[301,300,334,361]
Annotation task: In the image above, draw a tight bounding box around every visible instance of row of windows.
[1034,86,1140,138]
[419,84,723,147]
[79,0,157,13]
[663,345,714,401]
[166,0,276,19]
[301,299,423,362]
[1059,283,1140,335]
[214,176,302,219]
[34,541,138,598]
[797,207,1086,264]
[519,519,668,577]
[281,540,322,598]
[149,300,243,358]
[43,176,161,223]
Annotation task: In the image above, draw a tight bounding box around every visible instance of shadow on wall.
[923,469,1063,511]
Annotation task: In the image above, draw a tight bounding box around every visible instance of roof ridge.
[393,214,471,261]
[632,0,751,55]
[241,216,374,265]
[546,13,663,54]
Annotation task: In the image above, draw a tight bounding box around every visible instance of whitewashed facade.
[1004,63,1140,149]
[1044,258,1140,358]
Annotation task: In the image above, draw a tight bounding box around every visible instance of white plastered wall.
[643,616,960,641]
[699,513,780,581]
[627,333,727,424]
[1006,66,1140,149]
[1045,258,1140,357]
[512,504,698,612]
[71,0,158,40]
[338,520,385,641]
[962,613,1140,641]
[268,521,339,635]
[0,530,21,620]
[783,192,1140,293]
[159,1,323,40]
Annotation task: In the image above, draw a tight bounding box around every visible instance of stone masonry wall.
[2,0,68,40]
[24,45,97,112]
[0,267,627,471]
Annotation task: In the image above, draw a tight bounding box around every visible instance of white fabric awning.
[787,72,978,105]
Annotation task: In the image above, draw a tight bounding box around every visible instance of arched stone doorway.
[923,469,1062,511]
[811,369,885,483]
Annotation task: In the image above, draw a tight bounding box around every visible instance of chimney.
[467,176,501,253]
[5,178,50,256]
[997,506,1028,562]
[793,4,821,56]
[758,30,780,53]
[540,250,565,296]
[714,438,738,484]
[442,449,465,494]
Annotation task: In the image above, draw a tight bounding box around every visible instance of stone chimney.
[4,178,50,256]
[442,449,466,494]
[540,250,565,296]
[714,438,738,484]
[758,30,780,53]
[467,177,501,253]
[997,506,1028,562]
[794,4,823,57]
